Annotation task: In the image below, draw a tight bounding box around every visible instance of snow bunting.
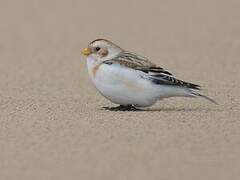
[81,39,216,110]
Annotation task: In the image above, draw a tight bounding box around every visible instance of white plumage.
[82,39,216,110]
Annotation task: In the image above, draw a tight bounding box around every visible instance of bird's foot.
[103,105,141,111]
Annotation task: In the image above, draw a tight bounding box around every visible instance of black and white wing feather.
[103,51,200,90]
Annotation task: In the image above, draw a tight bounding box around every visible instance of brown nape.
[98,48,108,57]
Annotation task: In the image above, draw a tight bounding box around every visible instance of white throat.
[86,56,98,70]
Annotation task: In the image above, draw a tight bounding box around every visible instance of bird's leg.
[103,105,140,111]
[118,105,136,111]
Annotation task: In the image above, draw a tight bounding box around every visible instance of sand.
[0,0,240,179]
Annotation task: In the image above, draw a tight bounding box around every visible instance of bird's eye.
[95,47,101,51]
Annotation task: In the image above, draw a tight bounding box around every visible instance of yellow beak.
[81,47,92,56]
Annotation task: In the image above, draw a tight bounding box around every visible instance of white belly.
[87,58,159,107]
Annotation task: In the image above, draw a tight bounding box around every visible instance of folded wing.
[103,51,200,90]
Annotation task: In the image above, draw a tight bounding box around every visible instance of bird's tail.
[189,90,218,105]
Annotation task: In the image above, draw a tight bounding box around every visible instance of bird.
[81,39,216,111]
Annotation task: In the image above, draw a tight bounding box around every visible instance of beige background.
[0,0,240,180]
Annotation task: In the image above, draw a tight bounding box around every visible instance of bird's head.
[81,39,123,62]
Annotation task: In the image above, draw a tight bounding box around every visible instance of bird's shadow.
[101,106,221,112]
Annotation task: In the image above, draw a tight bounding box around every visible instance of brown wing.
[104,51,173,76]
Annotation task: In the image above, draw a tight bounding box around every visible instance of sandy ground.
[0,0,240,180]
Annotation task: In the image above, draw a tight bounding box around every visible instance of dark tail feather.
[191,91,218,105]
